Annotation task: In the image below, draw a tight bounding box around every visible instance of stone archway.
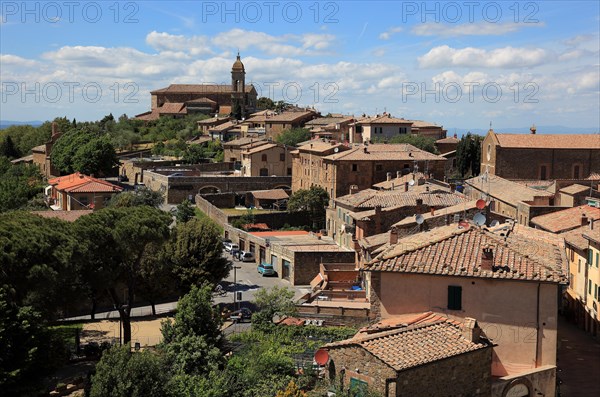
[199,185,220,194]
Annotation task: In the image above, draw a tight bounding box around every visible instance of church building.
[136,54,257,121]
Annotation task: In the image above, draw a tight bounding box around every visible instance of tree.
[137,243,176,316]
[0,211,76,318]
[0,289,68,396]
[74,206,172,343]
[89,346,169,397]
[231,208,255,229]
[257,97,275,110]
[374,134,438,154]
[276,381,307,397]
[0,160,46,213]
[175,199,195,223]
[456,132,483,177]
[108,187,164,208]
[276,128,311,147]
[287,186,329,230]
[251,286,297,330]
[51,127,118,176]
[168,217,231,289]
[0,135,20,158]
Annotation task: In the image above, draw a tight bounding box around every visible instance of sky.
[1,0,599,131]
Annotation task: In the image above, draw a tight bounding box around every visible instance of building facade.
[240,143,293,177]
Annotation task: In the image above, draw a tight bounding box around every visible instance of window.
[597,253,599,267]
[595,283,598,300]
[79,196,89,206]
[261,154,267,162]
[352,164,358,172]
[259,168,268,176]
[573,165,580,179]
[287,167,292,175]
[578,259,582,273]
[280,153,285,161]
[570,249,574,261]
[447,286,462,310]
[590,279,593,295]
[589,250,594,265]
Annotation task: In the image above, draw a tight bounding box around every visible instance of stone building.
[305,116,355,142]
[32,122,62,178]
[480,128,600,180]
[348,114,447,143]
[136,54,257,121]
[435,135,459,154]
[291,143,447,200]
[240,143,292,177]
[324,313,492,397]
[364,222,567,396]
[222,137,269,166]
[245,109,317,140]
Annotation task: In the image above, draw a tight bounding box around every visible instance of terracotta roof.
[587,172,600,180]
[326,318,489,371]
[296,141,349,154]
[510,179,555,189]
[186,97,217,104]
[366,223,567,284]
[305,117,353,126]
[324,144,445,162]
[373,172,428,190]
[559,184,591,195]
[358,232,392,250]
[209,121,235,132]
[11,154,34,164]
[561,226,590,250]
[357,311,461,334]
[158,103,186,114]
[435,137,459,144]
[530,205,600,233]
[267,110,316,123]
[245,143,280,155]
[357,115,412,125]
[31,210,93,222]
[151,84,254,94]
[223,137,267,147]
[251,189,289,200]
[49,173,123,194]
[250,231,309,237]
[337,188,468,210]
[408,120,443,128]
[494,133,600,149]
[465,174,553,206]
[243,223,270,231]
[135,109,160,121]
[393,200,479,227]
[197,116,230,124]
[31,144,46,153]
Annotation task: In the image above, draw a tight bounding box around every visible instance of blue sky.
[1,1,599,130]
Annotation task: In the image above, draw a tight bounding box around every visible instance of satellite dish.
[476,199,486,210]
[334,147,339,153]
[314,349,329,366]
[490,220,500,227]
[415,214,424,225]
[473,212,486,226]
[408,179,415,186]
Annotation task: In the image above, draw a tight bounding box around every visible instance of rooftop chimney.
[387,172,392,181]
[582,214,588,226]
[404,182,409,192]
[481,245,494,271]
[530,124,537,134]
[416,198,423,206]
[363,147,368,154]
[591,218,595,231]
[397,171,401,178]
[349,185,359,195]
[389,228,398,244]
[462,318,482,343]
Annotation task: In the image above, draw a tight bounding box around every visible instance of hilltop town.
[1,54,600,397]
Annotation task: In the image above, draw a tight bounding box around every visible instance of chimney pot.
[481,246,494,271]
[404,182,409,192]
[581,214,588,226]
[397,171,401,178]
[463,318,482,343]
[387,172,392,181]
[530,124,537,134]
[349,185,359,195]
[389,228,398,244]
[416,198,423,206]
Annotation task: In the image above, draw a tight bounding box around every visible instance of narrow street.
[557,316,600,397]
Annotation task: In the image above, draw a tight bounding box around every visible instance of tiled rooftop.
[357,115,413,125]
[561,226,590,250]
[337,188,468,210]
[559,184,591,195]
[251,189,289,200]
[465,174,554,206]
[392,200,479,227]
[435,136,459,143]
[366,223,567,284]
[49,173,123,194]
[530,205,600,233]
[373,172,428,190]
[151,84,254,94]
[494,133,600,149]
[296,141,349,154]
[326,318,490,371]
[158,103,186,114]
[324,144,445,162]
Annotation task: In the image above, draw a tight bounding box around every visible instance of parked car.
[228,308,252,322]
[257,263,275,276]
[224,243,238,252]
[240,251,256,262]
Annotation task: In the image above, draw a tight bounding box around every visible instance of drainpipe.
[535,282,541,367]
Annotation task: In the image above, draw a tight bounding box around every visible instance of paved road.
[62,250,310,321]
[557,316,600,397]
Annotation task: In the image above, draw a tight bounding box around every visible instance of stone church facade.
[136,54,257,121]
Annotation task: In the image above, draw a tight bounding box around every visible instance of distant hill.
[447,125,599,137]
[0,120,45,129]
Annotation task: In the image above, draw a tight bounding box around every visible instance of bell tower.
[231,52,246,119]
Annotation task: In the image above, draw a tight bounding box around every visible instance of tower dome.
[232,52,245,72]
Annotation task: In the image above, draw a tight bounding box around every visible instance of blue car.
[257,263,275,276]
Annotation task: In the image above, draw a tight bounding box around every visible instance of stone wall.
[491,365,556,397]
[293,251,356,285]
[327,345,397,396]
[396,348,492,397]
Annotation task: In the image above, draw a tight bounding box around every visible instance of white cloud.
[379,26,402,40]
[146,31,212,56]
[418,45,551,68]
[411,22,538,37]
[0,54,39,67]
